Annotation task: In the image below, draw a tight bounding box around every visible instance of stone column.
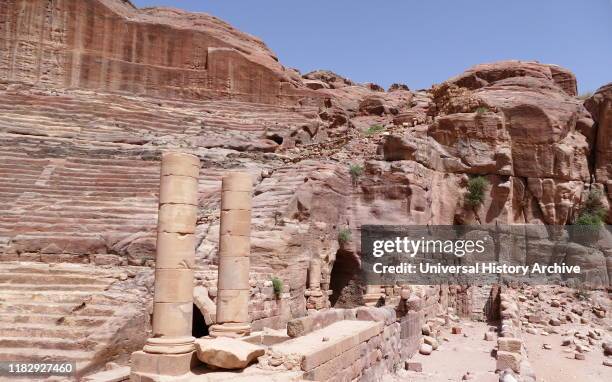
[145,152,199,353]
[209,172,252,338]
[131,153,200,380]
[308,258,321,290]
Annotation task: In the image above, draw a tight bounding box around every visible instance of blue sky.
[132,0,611,93]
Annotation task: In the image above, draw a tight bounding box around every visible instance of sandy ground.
[400,321,498,382]
[522,325,612,382]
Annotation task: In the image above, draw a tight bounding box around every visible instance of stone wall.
[194,267,293,332]
[257,284,473,381]
[496,287,536,382]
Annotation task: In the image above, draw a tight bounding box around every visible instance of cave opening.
[192,304,209,338]
[268,133,284,145]
[329,249,363,308]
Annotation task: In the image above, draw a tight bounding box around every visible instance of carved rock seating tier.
[209,172,253,338]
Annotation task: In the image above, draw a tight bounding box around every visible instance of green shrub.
[271,276,283,297]
[475,106,489,115]
[575,213,603,227]
[465,176,489,206]
[338,228,351,243]
[365,124,385,135]
[576,189,606,226]
[349,164,363,181]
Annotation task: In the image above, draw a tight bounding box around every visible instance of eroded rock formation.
[0,0,610,377]
[0,0,322,105]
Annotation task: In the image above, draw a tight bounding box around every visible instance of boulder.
[194,338,265,369]
[419,343,433,355]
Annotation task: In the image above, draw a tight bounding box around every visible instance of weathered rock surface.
[0,0,322,105]
[585,84,612,209]
[0,0,611,377]
[195,337,265,369]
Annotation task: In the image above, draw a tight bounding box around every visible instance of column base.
[209,322,251,338]
[130,350,200,380]
[143,336,196,354]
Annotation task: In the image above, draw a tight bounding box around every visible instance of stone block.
[159,175,198,205]
[301,322,382,371]
[405,361,422,372]
[498,337,523,353]
[92,254,123,266]
[221,172,252,192]
[160,152,200,178]
[154,269,194,303]
[157,204,197,234]
[194,337,264,369]
[303,346,360,381]
[155,232,195,269]
[496,351,522,372]
[355,306,387,323]
[130,350,199,377]
[152,302,193,337]
[219,209,251,236]
[217,257,250,289]
[287,316,312,338]
[219,234,250,257]
[221,191,252,211]
[216,289,250,323]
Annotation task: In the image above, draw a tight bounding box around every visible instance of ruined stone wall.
[0,0,319,105]
[195,268,293,332]
[260,284,475,381]
[496,287,536,382]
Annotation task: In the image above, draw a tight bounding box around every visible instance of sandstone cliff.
[0,0,321,104]
[0,0,611,374]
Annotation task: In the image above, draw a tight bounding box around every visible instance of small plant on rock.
[365,124,386,136]
[338,228,352,243]
[271,276,283,298]
[475,106,489,115]
[465,176,489,207]
[349,164,363,184]
[575,189,606,227]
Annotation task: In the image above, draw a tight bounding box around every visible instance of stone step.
[0,294,140,308]
[0,302,116,316]
[0,290,105,303]
[0,335,95,351]
[0,313,106,326]
[0,347,94,362]
[0,262,122,276]
[0,283,110,292]
[0,273,116,285]
[0,323,94,339]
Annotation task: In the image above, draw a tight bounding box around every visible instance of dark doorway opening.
[192,304,209,338]
[329,249,362,308]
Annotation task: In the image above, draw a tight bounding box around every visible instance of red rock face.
[585,84,612,184]
[0,0,319,105]
[420,61,597,225]
[0,3,611,373]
